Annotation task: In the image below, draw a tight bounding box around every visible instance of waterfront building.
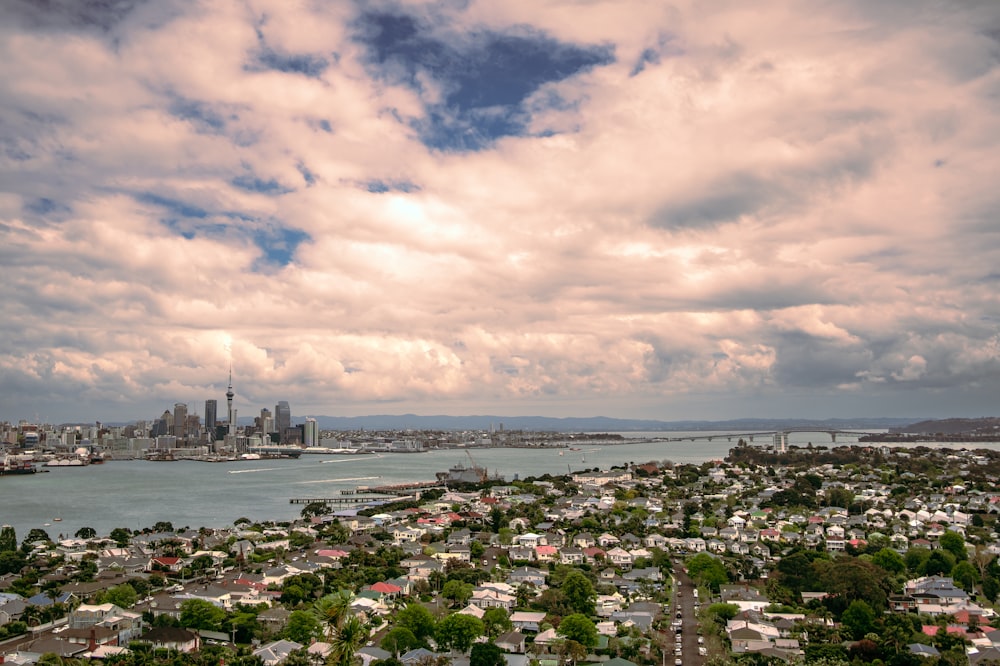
[304,418,318,447]
[205,400,217,431]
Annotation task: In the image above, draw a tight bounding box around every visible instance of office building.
[275,401,291,435]
[205,400,217,431]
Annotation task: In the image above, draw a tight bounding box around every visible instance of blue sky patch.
[251,48,330,78]
[364,179,419,193]
[355,11,614,150]
[168,95,229,133]
[251,224,310,269]
[231,174,293,195]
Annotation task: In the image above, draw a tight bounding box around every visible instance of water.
[2,431,996,541]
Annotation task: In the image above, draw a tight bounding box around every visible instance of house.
[137,626,201,653]
[510,611,546,633]
[496,630,526,653]
[253,639,304,666]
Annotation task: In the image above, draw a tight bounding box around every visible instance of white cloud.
[1,0,999,422]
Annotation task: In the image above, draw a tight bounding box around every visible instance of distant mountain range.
[291,414,922,432]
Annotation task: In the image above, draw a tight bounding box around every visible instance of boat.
[53,517,62,522]
[0,455,38,475]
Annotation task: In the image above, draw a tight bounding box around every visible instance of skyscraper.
[205,399,217,431]
[173,403,187,439]
[275,401,291,435]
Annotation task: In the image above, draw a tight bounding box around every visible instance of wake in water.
[295,476,382,485]
[228,466,286,474]
[320,454,383,464]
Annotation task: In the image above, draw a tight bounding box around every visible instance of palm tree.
[313,590,354,641]
[330,615,366,666]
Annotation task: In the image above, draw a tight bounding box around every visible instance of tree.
[871,548,906,575]
[686,553,729,592]
[395,603,437,642]
[179,599,227,631]
[557,614,598,648]
[435,613,484,653]
[442,580,473,608]
[840,600,876,640]
[0,525,16,552]
[104,583,138,609]
[301,502,329,519]
[470,642,505,666]
[562,570,596,616]
[330,615,366,666]
[75,527,97,540]
[381,627,422,656]
[109,528,132,548]
[22,528,51,549]
[939,532,967,561]
[314,590,354,640]
[482,607,512,639]
[285,610,322,644]
[952,560,978,593]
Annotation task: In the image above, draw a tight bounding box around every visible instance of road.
[666,561,705,666]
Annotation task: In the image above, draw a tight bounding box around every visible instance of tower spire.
[226,362,235,435]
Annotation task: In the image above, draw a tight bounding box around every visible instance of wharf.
[355,480,443,495]
[288,494,393,506]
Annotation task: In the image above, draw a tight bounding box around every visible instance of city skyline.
[2,1,1000,424]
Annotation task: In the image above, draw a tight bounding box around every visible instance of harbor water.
[0,431,993,540]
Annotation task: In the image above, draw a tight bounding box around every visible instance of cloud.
[1,0,999,423]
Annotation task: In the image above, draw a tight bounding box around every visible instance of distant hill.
[295,414,920,432]
[891,417,1000,435]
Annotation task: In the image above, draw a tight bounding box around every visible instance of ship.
[435,450,502,485]
[1,455,38,475]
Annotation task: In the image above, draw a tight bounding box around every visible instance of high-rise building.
[275,401,291,435]
[173,403,188,439]
[259,408,273,436]
[304,417,318,447]
[205,400,217,431]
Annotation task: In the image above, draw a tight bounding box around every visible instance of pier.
[288,495,394,506]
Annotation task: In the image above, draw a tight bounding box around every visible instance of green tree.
[179,599,227,631]
[871,548,906,575]
[109,528,132,548]
[330,615,366,666]
[314,590,354,640]
[686,553,729,592]
[561,570,596,616]
[380,627,421,656]
[435,613,484,653]
[939,532,968,561]
[0,550,27,576]
[395,603,436,642]
[840,599,876,640]
[22,528,51,549]
[104,583,138,609]
[557,614,598,648]
[74,527,97,540]
[0,525,16,552]
[301,502,329,519]
[952,560,978,593]
[470,642,505,666]
[482,607,512,639]
[442,580,473,608]
[285,609,322,644]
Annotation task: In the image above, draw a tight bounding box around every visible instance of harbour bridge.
[659,428,884,452]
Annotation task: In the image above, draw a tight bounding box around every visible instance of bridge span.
[659,429,882,451]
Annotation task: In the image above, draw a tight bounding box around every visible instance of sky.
[2,0,1000,425]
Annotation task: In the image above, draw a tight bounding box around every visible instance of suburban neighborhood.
[4,443,1000,666]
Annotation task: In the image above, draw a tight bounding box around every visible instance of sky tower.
[226,364,235,435]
